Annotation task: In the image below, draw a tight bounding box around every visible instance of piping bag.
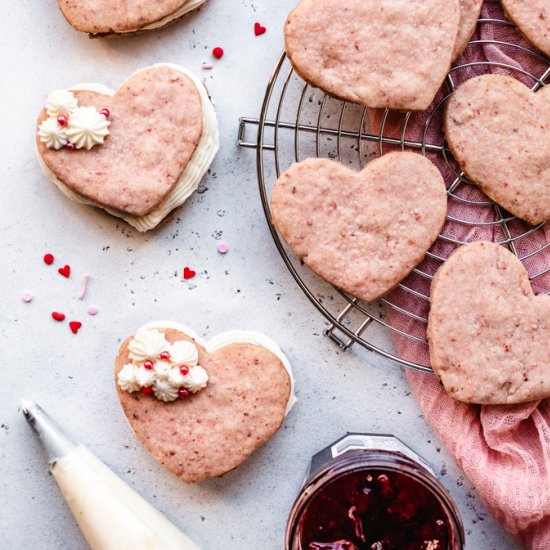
[21,399,201,550]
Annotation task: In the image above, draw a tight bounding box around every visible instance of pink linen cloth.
[368,3,550,548]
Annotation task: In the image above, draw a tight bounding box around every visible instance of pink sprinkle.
[217,243,229,254]
[22,292,33,303]
[78,273,89,300]
[87,305,98,316]
[202,63,213,70]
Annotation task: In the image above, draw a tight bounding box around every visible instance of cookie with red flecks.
[115,322,296,483]
[57,0,208,37]
[284,0,460,110]
[271,153,448,302]
[445,74,550,225]
[428,241,550,405]
[501,0,550,57]
[36,64,219,232]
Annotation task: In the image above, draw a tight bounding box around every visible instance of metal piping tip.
[20,399,76,466]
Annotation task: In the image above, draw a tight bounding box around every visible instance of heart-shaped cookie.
[271,153,448,302]
[445,74,550,225]
[36,64,219,232]
[57,0,207,36]
[115,322,295,483]
[284,0,460,111]
[502,0,550,57]
[428,241,550,405]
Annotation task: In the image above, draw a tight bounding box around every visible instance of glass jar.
[286,433,465,550]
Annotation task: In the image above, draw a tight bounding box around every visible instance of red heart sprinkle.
[254,22,267,36]
[69,321,82,334]
[183,267,196,280]
[51,312,65,321]
[212,46,224,59]
[44,253,55,265]
[58,265,71,278]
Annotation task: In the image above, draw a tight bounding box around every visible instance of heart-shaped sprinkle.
[183,267,196,280]
[52,312,65,321]
[58,265,71,278]
[69,321,82,334]
[254,22,267,36]
[43,253,55,265]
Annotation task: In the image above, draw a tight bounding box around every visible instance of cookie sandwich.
[36,64,219,232]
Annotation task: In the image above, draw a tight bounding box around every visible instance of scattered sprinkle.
[183,267,196,280]
[51,311,65,321]
[212,47,224,59]
[69,321,82,334]
[202,63,213,70]
[254,22,267,36]
[44,253,55,265]
[58,264,71,278]
[217,243,229,254]
[79,273,90,300]
[22,292,33,303]
[87,305,98,316]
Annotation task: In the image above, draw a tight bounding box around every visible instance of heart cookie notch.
[428,241,550,405]
[36,64,219,232]
[445,74,550,225]
[57,0,208,36]
[271,153,448,302]
[115,322,295,483]
[284,0,460,110]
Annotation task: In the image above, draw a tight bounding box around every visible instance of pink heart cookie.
[115,323,295,483]
[429,241,550,405]
[285,0,460,111]
[36,65,218,232]
[271,153,448,302]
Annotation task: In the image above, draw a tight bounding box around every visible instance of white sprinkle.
[202,63,213,70]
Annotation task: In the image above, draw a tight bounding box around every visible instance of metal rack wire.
[237,17,550,373]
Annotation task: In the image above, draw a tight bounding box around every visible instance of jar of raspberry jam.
[286,434,465,550]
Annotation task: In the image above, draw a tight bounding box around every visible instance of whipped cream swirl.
[46,90,78,118]
[66,107,111,150]
[118,329,208,402]
[37,118,69,150]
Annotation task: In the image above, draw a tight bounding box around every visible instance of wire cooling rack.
[237,17,550,373]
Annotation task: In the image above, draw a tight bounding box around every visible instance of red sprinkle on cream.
[44,253,55,265]
[212,47,224,59]
[58,265,71,278]
[52,312,65,321]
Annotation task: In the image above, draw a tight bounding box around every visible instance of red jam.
[300,470,451,550]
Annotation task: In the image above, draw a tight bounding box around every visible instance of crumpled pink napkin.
[368,3,550,548]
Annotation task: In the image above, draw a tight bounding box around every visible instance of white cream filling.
[36,63,219,232]
[110,0,208,34]
[143,321,298,414]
